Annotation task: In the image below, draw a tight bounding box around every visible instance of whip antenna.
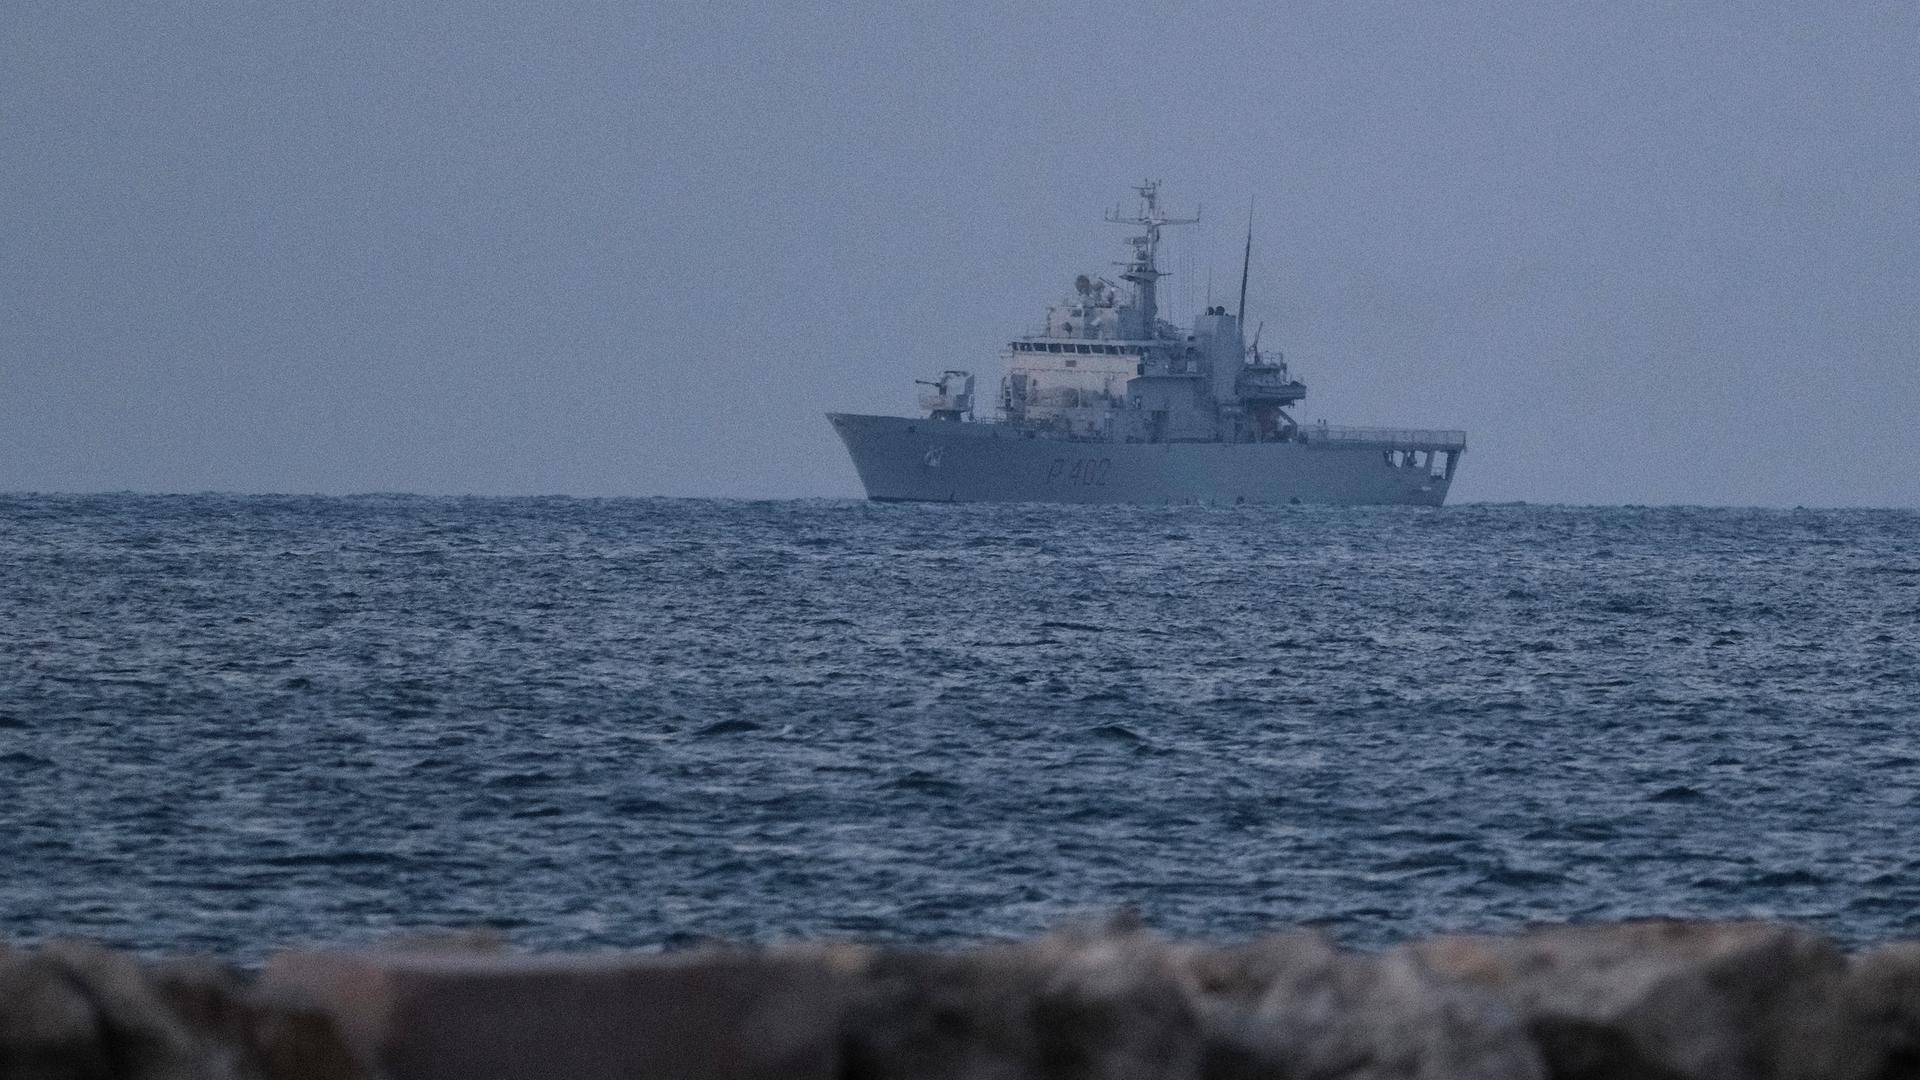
[1237,195,1254,321]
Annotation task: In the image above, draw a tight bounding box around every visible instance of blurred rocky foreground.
[5,918,1920,1080]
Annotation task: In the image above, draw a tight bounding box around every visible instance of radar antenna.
[1104,180,1198,330]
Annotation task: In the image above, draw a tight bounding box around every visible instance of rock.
[843,919,1543,1080]
[245,984,371,1080]
[0,942,365,1080]
[257,943,845,1080]
[841,920,1204,1080]
[10,921,1920,1080]
[0,942,116,1079]
[148,956,271,1080]
[1404,919,1886,1080]
[1846,941,1920,1080]
[1183,931,1547,1080]
[0,940,206,1080]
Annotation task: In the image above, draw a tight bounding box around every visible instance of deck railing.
[1301,426,1467,449]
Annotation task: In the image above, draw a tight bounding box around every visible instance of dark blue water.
[2,495,1917,959]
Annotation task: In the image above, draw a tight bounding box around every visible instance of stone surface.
[1404,919,1888,1080]
[0,942,366,1080]
[245,991,370,1080]
[1183,931,1547,1080]
[843,920,1546,1080]
[841,921,1205,1080]
[10,921,1920,1080]
[1847,941,1920,1080]
[257,945,846,1080]
[0,941,204,1080]
[152,956,295,1080]
[0,942,115,1080]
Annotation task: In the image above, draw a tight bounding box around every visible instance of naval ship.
[828,183,1465,506]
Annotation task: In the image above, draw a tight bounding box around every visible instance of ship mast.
[1105,181,1198,333]
[1237,196,1253,322]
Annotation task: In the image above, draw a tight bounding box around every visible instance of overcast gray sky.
[4,1,1915,505]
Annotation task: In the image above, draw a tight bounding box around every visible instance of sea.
[2,494,1917,961]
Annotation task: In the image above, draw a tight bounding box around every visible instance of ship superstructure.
[829,183,1465,506]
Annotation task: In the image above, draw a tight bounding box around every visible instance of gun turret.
[917,370,975,421]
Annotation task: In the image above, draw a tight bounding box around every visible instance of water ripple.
[1,495,1918,959]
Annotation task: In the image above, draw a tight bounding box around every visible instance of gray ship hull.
[829,413,1457,506]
